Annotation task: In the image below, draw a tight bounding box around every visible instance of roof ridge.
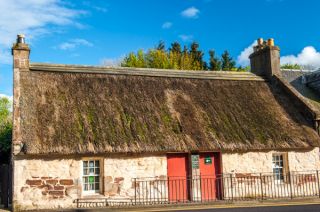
[29,63,265,81]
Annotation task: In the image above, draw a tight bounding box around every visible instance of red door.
[199,153,220,201]
[167,154,189,202]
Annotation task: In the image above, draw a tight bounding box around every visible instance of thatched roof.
[18,64,320,155]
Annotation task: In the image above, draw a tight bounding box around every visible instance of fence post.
[1,164,9,208]
[288,172,293,199]
[260,173,263,201]
[316,170,320,198]
[230,174,233,201]
[134,178,137,205]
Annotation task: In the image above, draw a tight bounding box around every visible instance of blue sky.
[1,0,320,97]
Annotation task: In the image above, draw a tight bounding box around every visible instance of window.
[272,154,284,181]
[82,160,101,194]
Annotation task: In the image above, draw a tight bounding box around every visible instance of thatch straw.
[19,67,319,154]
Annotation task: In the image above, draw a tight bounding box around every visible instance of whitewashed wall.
[222,148,320,174]
[12,155,167,211]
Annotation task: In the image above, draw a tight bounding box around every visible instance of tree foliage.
[121,41,242,71]
[281,63,301,70]
[0,97,12,154]
[209,50,221,71]
[221,50,236,71]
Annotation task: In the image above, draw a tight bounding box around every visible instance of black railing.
[76,171,320,208]
[132,171,320,204]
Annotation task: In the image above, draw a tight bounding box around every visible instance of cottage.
[11,36,320,211]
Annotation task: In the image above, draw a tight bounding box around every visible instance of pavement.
[2,199,320,211]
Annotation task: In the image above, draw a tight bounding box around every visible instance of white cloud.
[179,34,193,42]
[281,46,320,69]
[237,41,320,69]
[0,94,12,101]
[162,22,172,29]
[0,0,84,64]
[57,38,93,50]
[100,57,124,67]
[181,7,200,18]
[237,41,257,66]
[82,1,108,13]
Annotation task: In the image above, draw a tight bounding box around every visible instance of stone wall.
[222,148,320,199]
[13,158,81,211]
[13,155,167,211]
[103,155,167,199]
[222,147,320,174]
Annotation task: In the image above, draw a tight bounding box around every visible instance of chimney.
[12,34,30,155]
[12,34,30,70]
[249,38,281,78]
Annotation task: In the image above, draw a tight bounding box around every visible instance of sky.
[1,0,320,98]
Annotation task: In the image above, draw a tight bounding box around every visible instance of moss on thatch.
[19,68,320,154]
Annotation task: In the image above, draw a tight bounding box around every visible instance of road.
[152,204,320,212]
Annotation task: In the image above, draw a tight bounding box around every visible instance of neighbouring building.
[11,36,320,211]
[282,69,320,114]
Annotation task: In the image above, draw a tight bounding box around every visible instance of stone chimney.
[12,34,30,155]
[249,38,281,78]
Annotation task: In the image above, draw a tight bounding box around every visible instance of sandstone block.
[59,179,73,185]
[54,185,65,190]
[105,183,119,196]
[114,177,124,183]
[105,176,113,183]
[46,179,58,185]
[41,177,52,180]
[48,190,64,196]
[26,180,42,186]
[65,186,79,198]
[39,184,53,191]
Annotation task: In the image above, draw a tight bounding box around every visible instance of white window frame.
[272,154,285,182]
[82,158,102,195]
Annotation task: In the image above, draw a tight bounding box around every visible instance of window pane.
[90,183,94,190]
[83,161,88,168]
[95,160,100,167]
[83,168,88,175]
[89,161,94,167]
[95,183,100,190]
[84,184,88,191]
[89,168,94,174]
[95,168,100,174]
[85,177,88,183]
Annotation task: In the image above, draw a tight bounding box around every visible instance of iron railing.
[132,171,320,204]
[76,171,320,208]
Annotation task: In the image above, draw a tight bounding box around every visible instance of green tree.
[180,46,193,70]
[208,50,221,71]
[237,66,250,72]
[122,50,146,68]
[0,97,12,154]
[221,50,236,71]
[169,42,182,69]
[189,42,205,70]
[121,41,238,72]
[146,49,170,69]
[281,63,301,70]
[156,40,166,51]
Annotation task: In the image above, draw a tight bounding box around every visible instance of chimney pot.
[257,38,264,46]
[267,38,274,47]
[17,34,25,44]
